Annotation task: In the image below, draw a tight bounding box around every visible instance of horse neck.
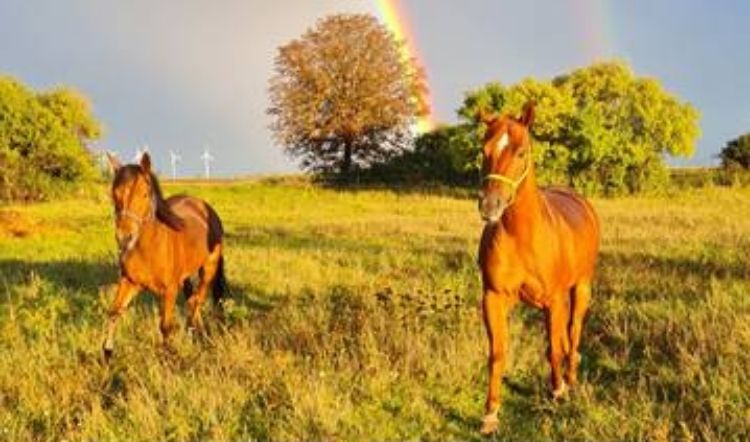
[131,197,172,256]
[135,218,168,250]
[501,164,544,240]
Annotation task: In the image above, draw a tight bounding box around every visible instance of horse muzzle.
[478,193,507,224]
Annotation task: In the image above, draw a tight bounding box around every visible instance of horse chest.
[480,235,559,308]
[121,246,172,294]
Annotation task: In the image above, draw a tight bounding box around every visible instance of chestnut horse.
[103,152,227,359]
[476,103,600,434]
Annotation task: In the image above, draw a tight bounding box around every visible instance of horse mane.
[149,172,185,230]
[113,165,185,230]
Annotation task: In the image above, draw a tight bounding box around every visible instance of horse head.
[476,101,535,223]
[106,152,157,253]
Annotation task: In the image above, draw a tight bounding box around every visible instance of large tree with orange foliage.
[268,14,428,180]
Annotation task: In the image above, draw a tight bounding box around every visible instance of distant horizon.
[2,1,748,176]
[140,164,720,183]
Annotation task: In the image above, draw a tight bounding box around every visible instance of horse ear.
[140,151,152,174]
[476,108,496,125]
[519,101,535,127]
[106,152,122,173]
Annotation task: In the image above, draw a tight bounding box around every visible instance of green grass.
[0,181,748,441]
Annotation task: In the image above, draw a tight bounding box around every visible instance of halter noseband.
[116,207,154,226]
[483,153,531,206]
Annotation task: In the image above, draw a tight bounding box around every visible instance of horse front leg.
[546,297,571,399]
[480,289,514,434]
[103,277,140,361]
[159,284,179,348]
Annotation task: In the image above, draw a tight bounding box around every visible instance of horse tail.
[212,254,228,310]
[205,202,228,310]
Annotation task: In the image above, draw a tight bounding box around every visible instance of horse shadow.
[0,258,118,312]
[0,258,181,320]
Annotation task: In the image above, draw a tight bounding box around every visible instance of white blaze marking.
[496,133,509,153]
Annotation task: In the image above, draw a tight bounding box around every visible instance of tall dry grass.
[0,182,747,441]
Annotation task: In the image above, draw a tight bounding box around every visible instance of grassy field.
[0,180,748,441]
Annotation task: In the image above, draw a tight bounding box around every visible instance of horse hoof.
[552,381,568,400]
[479,413,499,435]
[103,347,113,363]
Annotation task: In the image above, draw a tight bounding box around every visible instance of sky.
[1,0,749,176]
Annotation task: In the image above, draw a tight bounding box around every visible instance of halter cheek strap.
[483,153,531,205]
[115,193,157,226]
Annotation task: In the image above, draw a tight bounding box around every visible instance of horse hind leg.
[186,244,222,335]
[566,280,591,386]
[546,297,571,400]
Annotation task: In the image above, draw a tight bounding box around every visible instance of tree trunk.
[341,140,353,183]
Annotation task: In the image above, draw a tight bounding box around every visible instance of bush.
[0,75,102,201]
[360,124,478,186]
[719,133,750,171]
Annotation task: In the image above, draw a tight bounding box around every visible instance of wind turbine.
[200,146,215,179]
[169,150,181,180]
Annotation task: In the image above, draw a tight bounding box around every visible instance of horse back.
[541,186,600,276]
[543,187,598,232]
[165,195,224,250]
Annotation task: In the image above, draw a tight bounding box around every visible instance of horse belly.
[173,226,210,279]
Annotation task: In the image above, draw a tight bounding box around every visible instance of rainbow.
[375,0,437,133]
[569,0,615,60]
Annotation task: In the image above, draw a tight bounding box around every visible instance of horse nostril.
[494,196,503,209]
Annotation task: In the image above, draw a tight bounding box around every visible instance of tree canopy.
[454,61,701,194]
[719,133,750,170]
[0,75,102,201]
[267,13,428,180]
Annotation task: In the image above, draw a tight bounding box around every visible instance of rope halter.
[483,151,531,206]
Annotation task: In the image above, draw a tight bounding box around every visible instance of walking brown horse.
[476,102,600,434]
[103,152,227,359]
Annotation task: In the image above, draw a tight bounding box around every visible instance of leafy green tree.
[37,87,102,143]
[0,75,101,201]
[719,133,750,170]
[555,62,699,194]
[459,78,576,185]
[267,14,428,180]
[456,61,700,195]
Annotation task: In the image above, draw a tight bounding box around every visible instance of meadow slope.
[0,181,748,441]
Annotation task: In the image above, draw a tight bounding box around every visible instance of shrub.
[0,76,102,201]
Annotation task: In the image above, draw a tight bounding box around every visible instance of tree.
[0,75,101,201]
[456,61,700,195]
[37,87,102,143]
[268,14,428,180]
[555,62,699,194]
[459,78,576,186]
[719,133,750,170]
